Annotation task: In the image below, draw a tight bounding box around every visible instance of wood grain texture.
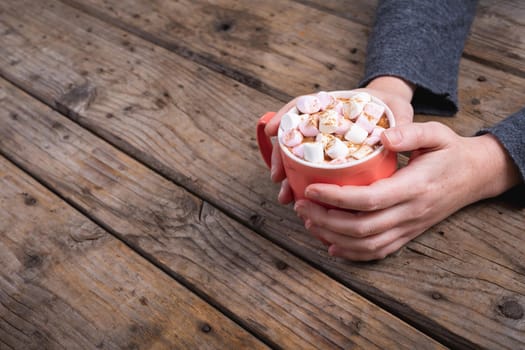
[0,77,443,348]
[0,162,268,349]
[0,0,524,348]
[297,0,525,75]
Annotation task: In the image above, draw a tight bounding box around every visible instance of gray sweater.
[360,0,525,183]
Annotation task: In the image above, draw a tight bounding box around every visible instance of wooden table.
[0,0,524,348]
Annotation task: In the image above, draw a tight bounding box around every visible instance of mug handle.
[256,112,276,169]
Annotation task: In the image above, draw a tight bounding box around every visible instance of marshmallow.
[333,101,344,116]
[303,142,324,163]
[335,118,352,135]
[344,123,368,144]
[326,138,349,159]
[292,143,304,158]
[298,115,319,137]
[315,132,335,148]
[355,113,377,133]
[296,95,321,114]
[365,126,385,146]
[342,92,371,120]
[343,101,366,120]
[352,145,374,160]
[318,109,339,134]
[317,91,334,110]
[281,128,303,147]
[352,92,372,105]
[280,111,302,132]
[363,102,385,121]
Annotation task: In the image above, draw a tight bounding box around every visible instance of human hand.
[265,76,415,204]
[294,122,521,261]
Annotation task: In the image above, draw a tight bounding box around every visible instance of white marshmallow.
[351,92,372,105]
[363,102,385,122]
[326,138,349,159]
[318,109,339,134]
[281,129,303,147]
[280,111,302,132]
[298,115,319,137]
[315,132,335,148]
[343,101,366,120]
[352,145,374,160]
[296,95,321,114]
[317,91,334,110]
[303,142,325,163]
[344,123,368,144]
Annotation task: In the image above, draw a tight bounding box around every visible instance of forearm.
[478,108,525,185]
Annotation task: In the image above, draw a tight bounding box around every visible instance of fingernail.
[328,245,336,256]
[305,188,318,200]
[383,128,402,146]
[304,219,312,229]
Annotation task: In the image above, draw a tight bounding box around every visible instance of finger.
[309,225,399,253]
[382,121,454,152]
[328,229,414,261]
[278,179,294,204]
[296,200,408,237]
[305,170,424,211]
[264,98,298,137]
[270,144,286,182]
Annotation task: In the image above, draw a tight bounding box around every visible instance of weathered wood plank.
[0,0,524,348]
[0,76,443,348]
[0,162,268,349]
[61,0,525,105]
[297,0,525,75]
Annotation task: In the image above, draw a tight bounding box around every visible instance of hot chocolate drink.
[279,91,390,165]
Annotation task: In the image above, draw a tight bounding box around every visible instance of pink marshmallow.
[282,128,303,147]
[363,102,385,122]
[298,116,319,137]
[355,114,376,133]
[296,95,321,114]
[334,118,352,135]
[317,91,334,110]
[292,143,304,158]
[365,126,385,146]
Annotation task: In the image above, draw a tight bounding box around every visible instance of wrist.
[366,76,415,104]
[471,133,521,198]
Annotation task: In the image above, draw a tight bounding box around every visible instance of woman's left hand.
[294,122,521,261]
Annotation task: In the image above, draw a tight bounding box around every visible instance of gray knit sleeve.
[480,109,525,182]
[359,0,478,115]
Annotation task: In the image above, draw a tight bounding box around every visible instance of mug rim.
[277,90,396,170]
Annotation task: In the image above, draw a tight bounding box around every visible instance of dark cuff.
[477,108,525,183]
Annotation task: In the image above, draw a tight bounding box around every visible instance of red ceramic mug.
[256,90,398,201]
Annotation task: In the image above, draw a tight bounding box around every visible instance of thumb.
[381,121,453,152]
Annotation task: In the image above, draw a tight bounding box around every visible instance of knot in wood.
[200,322,212,333]
[498,299,523,320]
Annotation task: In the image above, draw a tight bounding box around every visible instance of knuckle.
[353,221,373,237]
[362,193,381,211]
[363,239,379,252]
